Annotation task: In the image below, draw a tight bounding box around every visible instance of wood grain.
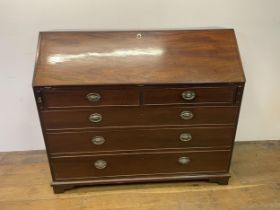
[32,29,246,193]
[41,106,239,130]
[143,86,237,105]
[50,150,231,180]
[33,29,245,86]
[46,126,235,154]
[42,87,140,108]
[0,141,279,210]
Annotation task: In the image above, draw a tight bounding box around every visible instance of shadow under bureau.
[32,29,245,193]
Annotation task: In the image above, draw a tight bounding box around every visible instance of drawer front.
[46,127,235,154]
[51,150,231,180]
[143,86,236,105]
[41,106,238,130]
[42,88,140,108]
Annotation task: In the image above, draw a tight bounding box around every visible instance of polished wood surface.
[33,29,245,86]
[41,106,238,130]
[0,141,279,210]
[46,126,235,154]
[51,150,231,180]
[143,86,236,105]
[33,30,245,193]
[41,85,238,108]
[42,87,140,108]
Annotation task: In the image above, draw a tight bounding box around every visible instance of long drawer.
[41,106,238,130]
[51,150,231,180]
[46,126,235,154]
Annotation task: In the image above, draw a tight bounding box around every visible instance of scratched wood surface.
[0,141,279,210]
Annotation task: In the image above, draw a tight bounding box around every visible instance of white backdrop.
[0,0,279,151]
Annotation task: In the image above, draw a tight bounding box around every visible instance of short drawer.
[46,126,235,154]
[41,106,238,130]
[143,86,236,105]
[41,88,140,108]
[51,150,231,180]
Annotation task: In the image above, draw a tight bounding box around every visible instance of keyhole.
[137,33,142,39]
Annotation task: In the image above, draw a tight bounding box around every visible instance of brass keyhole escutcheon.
[137,33,142,39]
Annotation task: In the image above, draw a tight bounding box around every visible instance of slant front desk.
[33,29,245,193]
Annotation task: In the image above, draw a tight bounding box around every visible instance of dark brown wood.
[235,85,245,105]
[52,184,75,193]
[51,173,231,193]
[32,29,245,193]
[46,126,235,154]
[41,106,238,130]
[33,29,245,87]
[51,150,231,180]
[143,86,237,105]
[42,87,140,108]
[209,176,230,185]
[226,85,245,172]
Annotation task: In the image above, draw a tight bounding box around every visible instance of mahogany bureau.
[32,29,245,193]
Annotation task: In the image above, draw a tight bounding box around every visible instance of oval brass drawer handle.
[91,136,105,145]
[178,157,191,165]
[94,160,107,169]
[86,92,101,102]
[180,111,194,120]
[89,113,102,123]
[179,133,192,142]
[182,90,196,101]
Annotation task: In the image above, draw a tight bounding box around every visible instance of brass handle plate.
[91,136,105,145]
[180,111,194,120]
[179,133,192,142]
[89,113,102,123]
[178,157,190,165]
[94,160,107,169]
[86,93,101,102]
[182,91,196,101]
